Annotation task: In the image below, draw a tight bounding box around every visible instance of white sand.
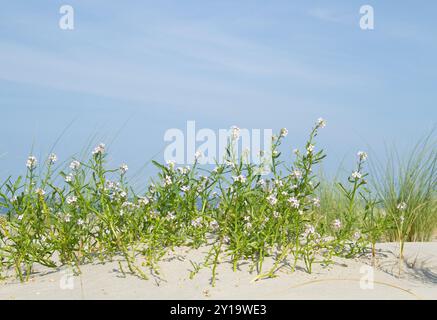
[0,242,436,300]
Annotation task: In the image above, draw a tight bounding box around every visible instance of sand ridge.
[0,242,436,300]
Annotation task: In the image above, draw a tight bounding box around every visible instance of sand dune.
[1,242,436,300]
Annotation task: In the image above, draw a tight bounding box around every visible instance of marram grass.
[0,119,435,284]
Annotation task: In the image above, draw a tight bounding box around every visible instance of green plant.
[0,119,435,284]
[371,133,437,259]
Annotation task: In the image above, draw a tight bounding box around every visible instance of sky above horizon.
[0,1,436,185]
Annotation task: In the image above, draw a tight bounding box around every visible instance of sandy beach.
[0,242,436,300]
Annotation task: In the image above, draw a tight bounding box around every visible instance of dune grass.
[0,119,435,284]
[370,134,437,259]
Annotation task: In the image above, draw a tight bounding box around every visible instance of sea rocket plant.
[1,118,426,285]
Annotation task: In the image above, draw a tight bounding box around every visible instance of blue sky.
[0,0,436,184]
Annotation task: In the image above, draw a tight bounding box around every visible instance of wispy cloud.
[0,0,436,181]
[308,7,355,25]
[0,8,366,114]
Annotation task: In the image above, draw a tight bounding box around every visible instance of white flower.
[291,169,302,179]
[223,236,230,244]
[166,160,176,169]
[266,194,278,206]
[397,202,407,211]
[225,160,235,168]
[210,220,219,230]
[48,153,58,164]
[65,174,73,183]
[105,229,110,235]
[307,144,315,153]
[257,178,265,186]
[26,156,37,169]
[357,151,368,161]
[351,171,362,179]
[288,197,300,208]
[232,175,246,183]
[66,195,78,205]
[316,118,326,128]
[167,212,176,220]
[303,224,316,236]
[120,164,129,174]
[191,217,202,227]
[122,201,136,210]
[332,219,342,231]
[194,150,203,160]
[149,184,156,194]
[138,197,150,206]
[177,166,189,174]
[280,128,288,138]
[400,215,405,223]
[181,185,190,192]
[245,222,252,229]
[163,175,172,186]
[105,180,120,191]
[64,214,71,222]
[77,219,84,226]
[274,179,284,187]
[230,126,240,140]
[273,211,280,218]
[353,231,361,241]
[92,143,106,156]
[10,196,18,203]
[312,197,320,207]
[35,188,46,196]
[69,160,81,170]
[17,214,24,221]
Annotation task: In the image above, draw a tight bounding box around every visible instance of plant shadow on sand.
[370,248,437,285]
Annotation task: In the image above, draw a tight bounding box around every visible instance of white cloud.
[308,7,355,25]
